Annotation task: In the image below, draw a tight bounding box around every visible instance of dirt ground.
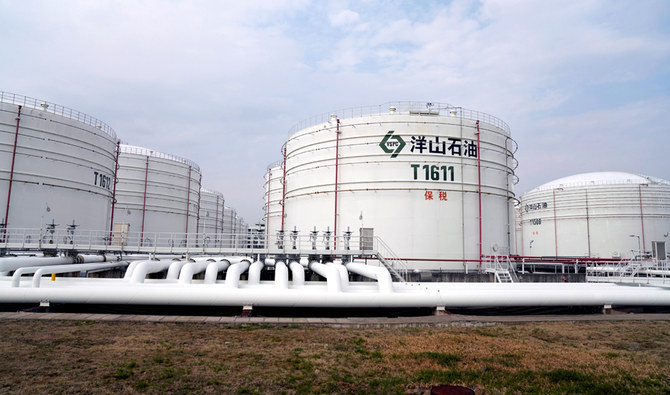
[0,318,668,394]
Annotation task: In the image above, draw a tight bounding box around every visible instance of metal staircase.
[484,255,518,283]
[373,237,408,282]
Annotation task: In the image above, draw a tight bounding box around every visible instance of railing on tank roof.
[200,187,224,197]
[119,144,200,171]
[286,101,510,136]
[0,91,117,140]
[530,177,660,192]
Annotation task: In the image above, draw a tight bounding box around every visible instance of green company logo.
[379,131,405,158]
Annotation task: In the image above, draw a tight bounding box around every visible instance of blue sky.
[1,0,669,223]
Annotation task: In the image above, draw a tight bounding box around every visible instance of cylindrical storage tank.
[0,92,117,235]
[222,206,237,248]
[283,102,518,272]
[198,188,225,247]
[263,162,284,248]
[519,172,670,259]
[112,144,201,247]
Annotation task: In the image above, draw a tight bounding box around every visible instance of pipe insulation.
[224,259,251,288]
[309,261,341,293]
[345,262,394,293]
[0,282,669,308]
[0,254,113,273]
[14,262,129,288]
[247,260,265,285]
[275,261,288,289]
[289,261,304,286]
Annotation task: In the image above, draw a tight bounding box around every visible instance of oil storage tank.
[281,102,518,272]
[0,91,117,235]
[112,144,201,247]
[518,172,670,259]
[198,188,225,239]
[263,162,284,248]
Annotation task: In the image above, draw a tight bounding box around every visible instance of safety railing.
[287,101,510,136]
[0,91,117,139]
[586,259,670,284]
[119,144,200,171]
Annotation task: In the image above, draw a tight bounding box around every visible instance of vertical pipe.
[553,189,558,257]
[265,167,271,248]
[3,105,22,238]
[220,199,225,246]
[139,156,149,247]
[215,195,220,237]
[333,118,341,250]
[585,190,591,257]
[519,197,524,255]
[280,145,287,232]
[639,184,646,255]
[476,120,482,269]
[108,140,120,245]
[185,166,192,240]
[195,173,202,246]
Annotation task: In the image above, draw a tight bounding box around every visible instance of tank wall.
[283,112,516,271]
[113,150,201,238]
[264,164,284,248]
[198,190,225,235]
[0,102,116,232]
[520,183,670,258]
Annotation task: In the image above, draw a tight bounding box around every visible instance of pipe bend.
[247,261,265,285]
[224,260,250,288]
[309,261,341,293]
[289,261,304,286]
[345,262,394,293]
[204,259,231,284]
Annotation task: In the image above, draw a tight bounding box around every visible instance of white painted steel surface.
[198,188,225,242]
[0,92,117,232]
[518,172,670,259]
[113,144,201,247]
[282,102,517,271]
[263,163,283,248]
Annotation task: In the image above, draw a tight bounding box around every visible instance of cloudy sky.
[1,0,668,223]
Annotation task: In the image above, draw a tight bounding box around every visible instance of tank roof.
[287,101,510,137]
[529,171,670,192]
[0,90,117,140]
[120,144,200,171]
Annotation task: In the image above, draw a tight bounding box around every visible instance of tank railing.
[0,91,117,139]
[0,228,390,257]
[286,101,510,136]
[531,178,656,192]
[119,145,200,171]
[372,237,408,282]
[586,259,670,283]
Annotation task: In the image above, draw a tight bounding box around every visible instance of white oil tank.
[0,92,117,235]
[518,172,670,259]
[198,188,225,246]
[281,102,518,271]
[112,144,201,247]
[263,162,284,248]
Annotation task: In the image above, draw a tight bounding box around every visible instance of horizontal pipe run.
[11,262,129,288]
[0,282,669,308]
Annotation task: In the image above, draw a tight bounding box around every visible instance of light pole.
[629,234,641,259]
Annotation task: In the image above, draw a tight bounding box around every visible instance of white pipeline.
[1,282,669,308]
[345,262,394,293]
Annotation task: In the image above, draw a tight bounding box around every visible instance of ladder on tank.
[373,237,408,282]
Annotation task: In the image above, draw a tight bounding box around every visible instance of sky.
[1,0,669,224]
